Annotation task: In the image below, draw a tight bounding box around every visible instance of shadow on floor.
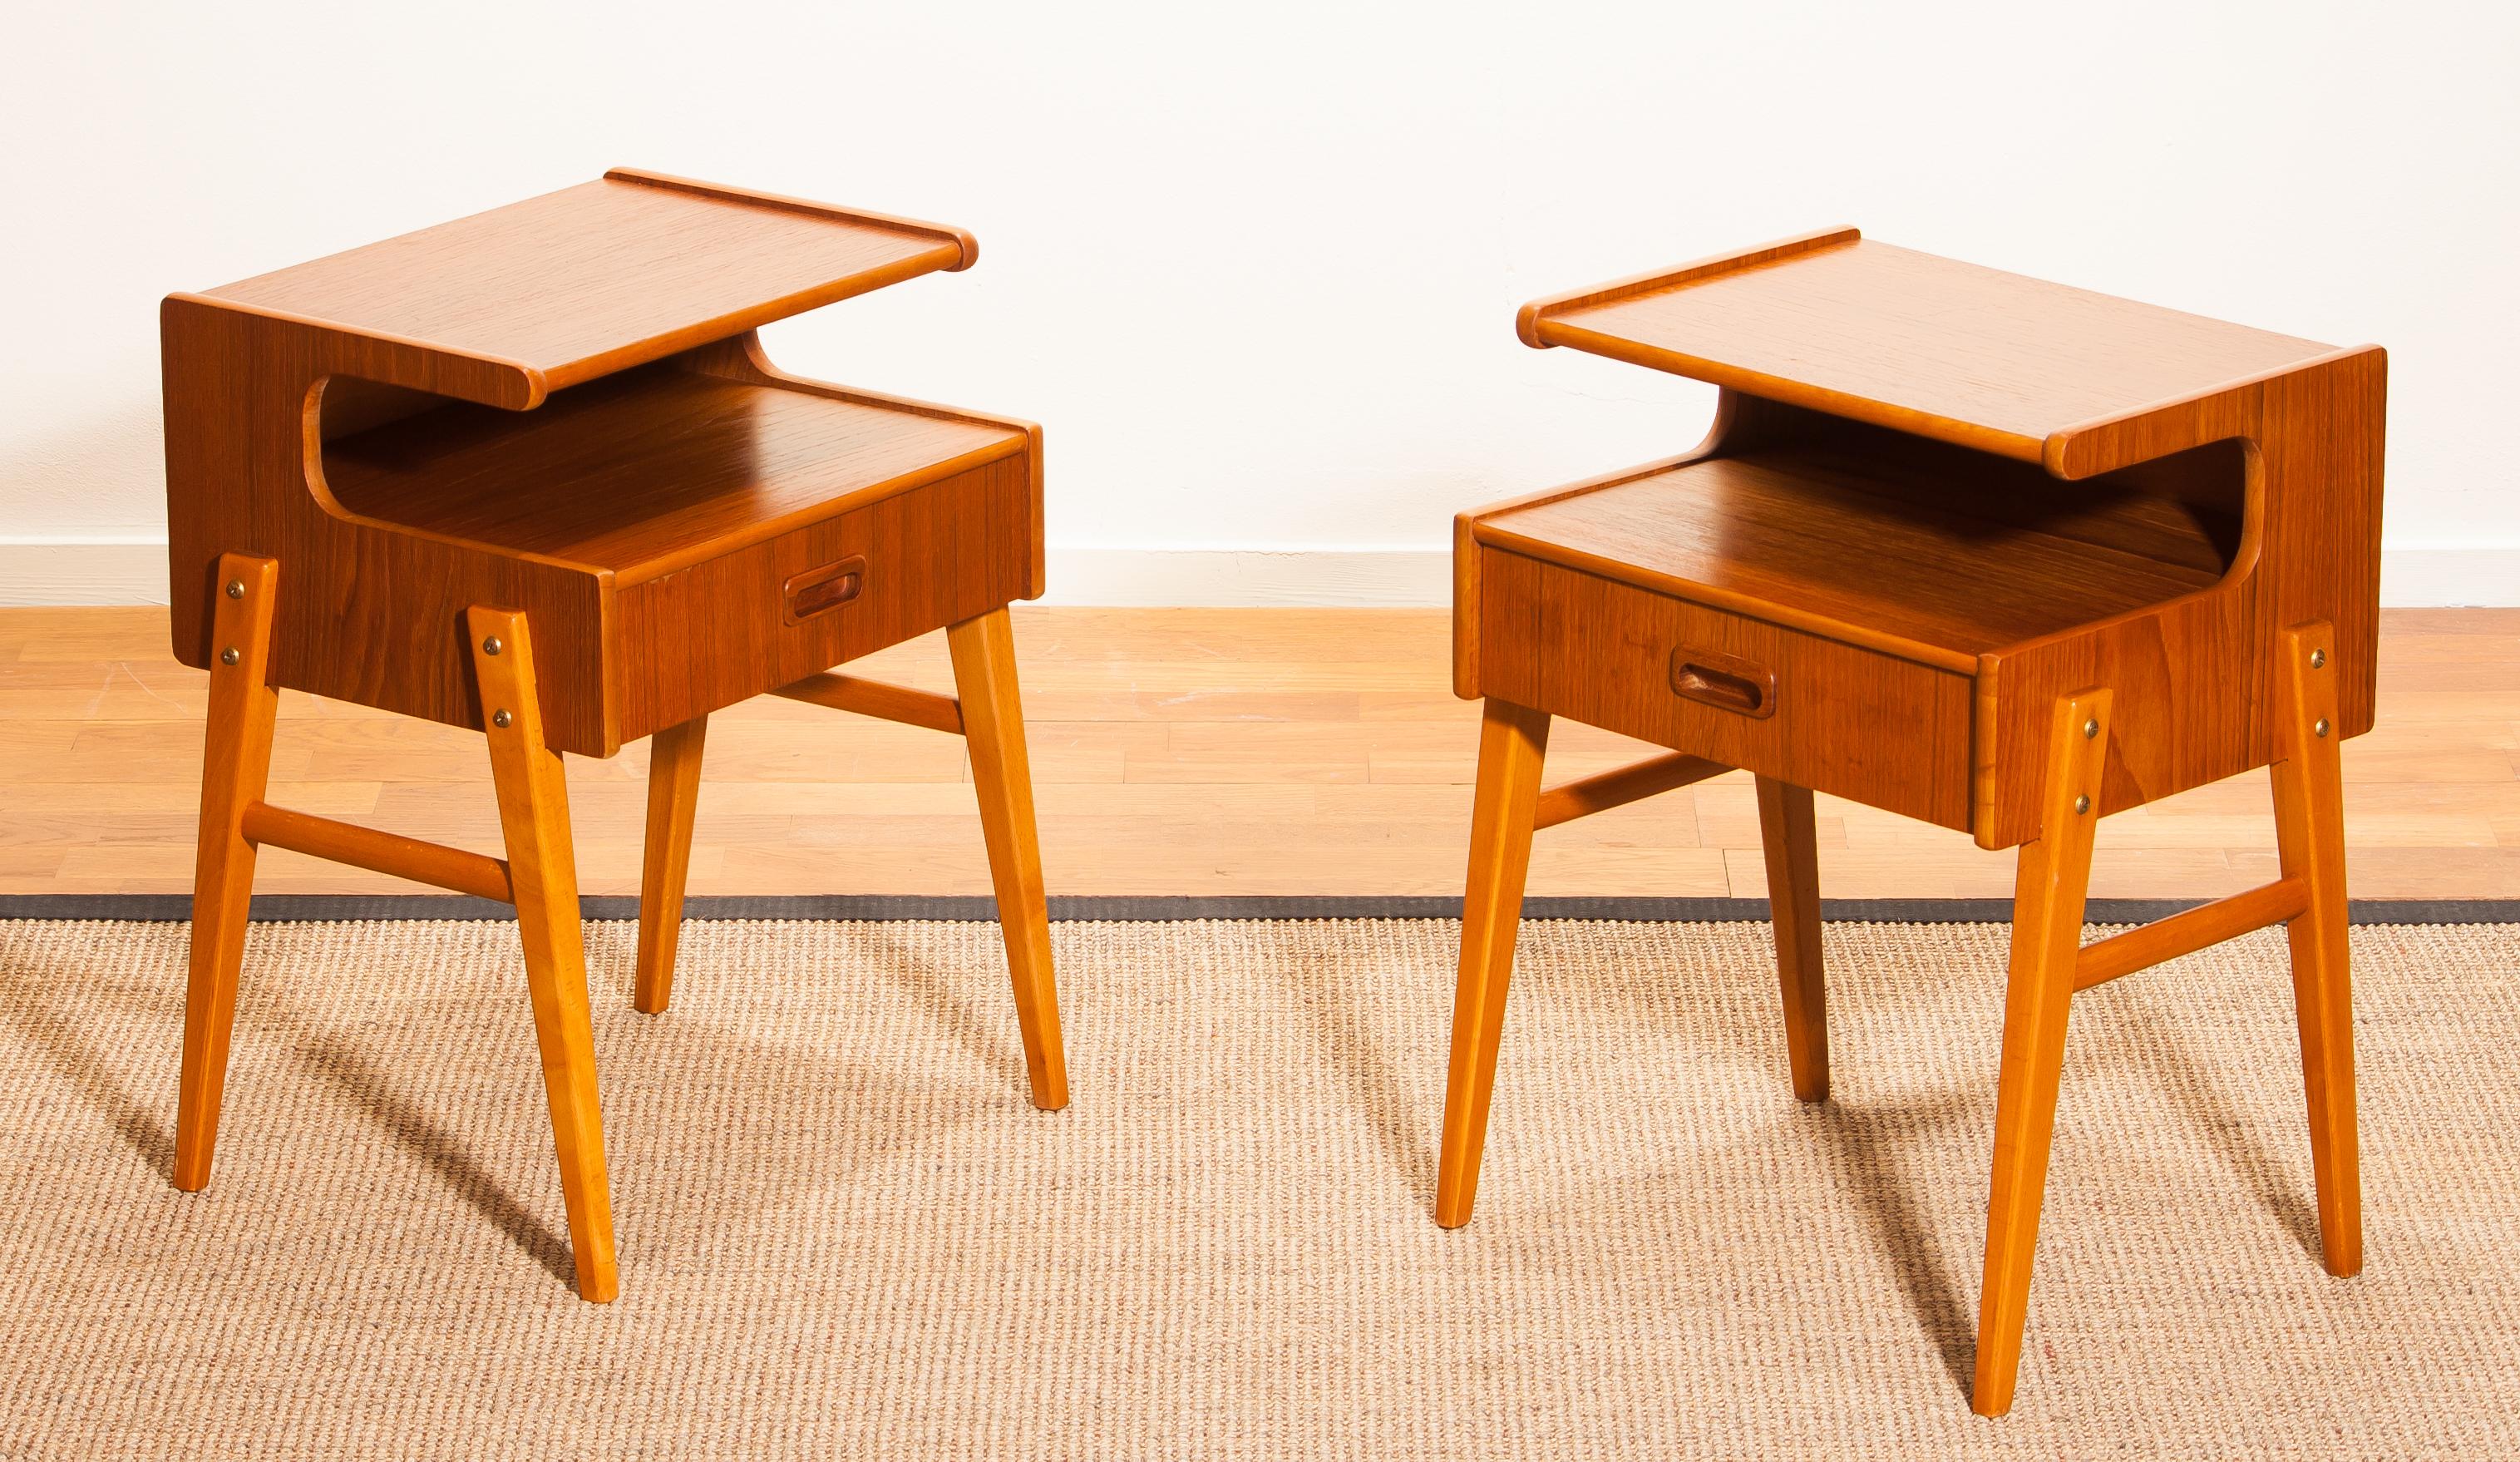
[295,1033,577,1287]
[1809,1094,1984,1399]
[0,970,175,1183]
[1287,935,1438,1201]
[865,924,1035,1097]
[2121,989,2325,1262]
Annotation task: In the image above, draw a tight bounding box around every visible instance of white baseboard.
[2377,547,2520,608]
[1033,547,1452,606]
[0,540,170,605]
[0,539,2510,609]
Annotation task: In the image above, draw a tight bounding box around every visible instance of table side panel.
[1477,547,1975,830]
[2256,350,2387,744]
[264,523,613,754]
[162,290,616,752]
[1972,349,2383,849]
[1972,585,2261,849]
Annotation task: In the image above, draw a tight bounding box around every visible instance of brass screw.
[219,646,239,665]
[224,580,245,600]
[2074,794,2092,814]
[482,636,504,657]
[492,709,513,729]
[2314,718,2330,738]
[2082,718,2099,739]
[2310,648,2327,669]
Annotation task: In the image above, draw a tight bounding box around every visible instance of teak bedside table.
[162,170,1067,1302]
[1437,229,2383,1414]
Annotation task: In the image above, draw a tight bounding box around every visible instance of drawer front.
[609,454,1034,745]
[1477,548,1974,829]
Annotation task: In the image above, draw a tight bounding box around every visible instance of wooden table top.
[1521,232,2347,468]
[199,170,974,398]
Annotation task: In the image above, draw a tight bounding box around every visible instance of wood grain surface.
[1973,689,2113,1415]
[170,554,279,1192]
[162,175,1033,760]
[1474,549,1979,829]
[1493,242,2387,850]
[1474,446,2227,665]
[469,605,617,1302]
[322,363,1025,578]
[203,173,969,395]
[1527,235,2345,466]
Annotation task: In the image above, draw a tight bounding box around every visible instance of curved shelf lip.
[523,255,965,397]
[162,292,550,410]
[1516,226,1862,349]
[601,166,979,270]
[1529,319,2053,467]
[2044,343,2388,480]
[184,252,964,413]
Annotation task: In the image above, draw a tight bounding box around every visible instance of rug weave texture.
[2,917,2516,1460]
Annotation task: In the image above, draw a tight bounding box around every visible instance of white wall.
[4,0,2513,605]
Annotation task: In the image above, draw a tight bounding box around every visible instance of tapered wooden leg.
[1754,775,1829,1102]
[1974,689,2110,1417]
[634,714,709,1016]
[947,607,1068,1112]
[1434,698,1551,1228]
[174,554,280,1193]
[2272,622,2361,1277]
[470,607,618,1303]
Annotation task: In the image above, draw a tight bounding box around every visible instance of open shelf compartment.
[319,363,1028,583]
[1473,420,2246,670]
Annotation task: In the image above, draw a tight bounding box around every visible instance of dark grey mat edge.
[2,893,2514,925]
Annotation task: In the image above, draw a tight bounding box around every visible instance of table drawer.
[1475,547,1975,830]
[606,453,1036,746]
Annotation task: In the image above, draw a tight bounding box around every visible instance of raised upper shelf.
[1519,230,2355,478]
[187,169,974,405]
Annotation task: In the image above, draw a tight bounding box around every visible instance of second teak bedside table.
[1437,229,2383,1415]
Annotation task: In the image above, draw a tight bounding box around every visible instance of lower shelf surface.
[322,363,1028,581]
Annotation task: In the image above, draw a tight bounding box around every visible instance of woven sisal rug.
[2,917,2516,1460]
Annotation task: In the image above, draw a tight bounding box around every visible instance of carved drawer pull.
[783,556,866,625]
[1669,647,1778,719]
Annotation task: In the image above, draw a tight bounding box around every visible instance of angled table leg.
[470,608,618,1303]
[1754,775,1830,1102]
[1974,689,2110,1416]
[2271,622,2361,1277]
[634,714,710,1015]
[175,554,280,1192]
[1435,698,1551,1228]
[948,607,1068,1112]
